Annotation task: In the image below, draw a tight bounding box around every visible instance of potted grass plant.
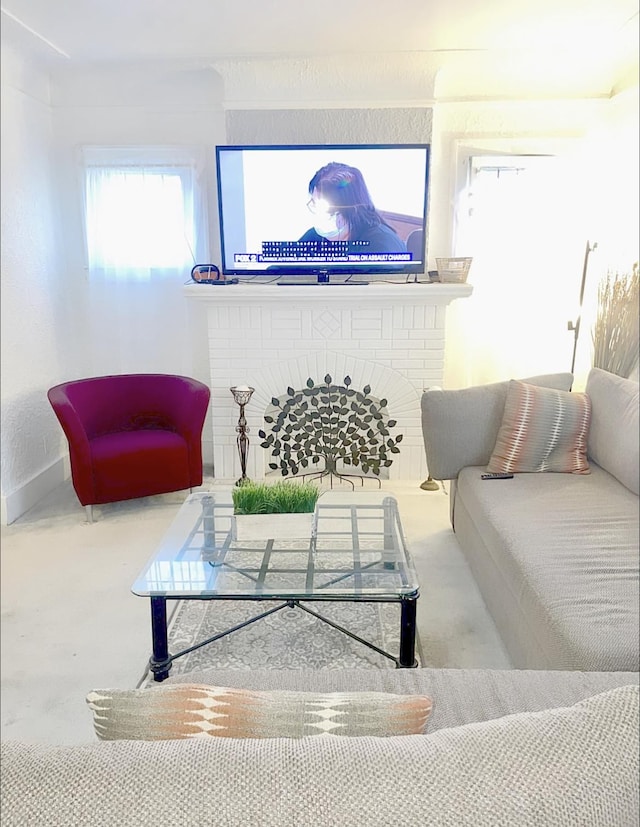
[231,480,321,541]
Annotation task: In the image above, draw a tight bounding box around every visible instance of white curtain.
[445,154,584,387]
[81,146,208,376]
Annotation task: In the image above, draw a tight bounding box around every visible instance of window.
[82,147,204,279]
[448,151,582,384]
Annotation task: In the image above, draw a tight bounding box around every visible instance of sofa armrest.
[421,373,574,480]
[586,367,639,495]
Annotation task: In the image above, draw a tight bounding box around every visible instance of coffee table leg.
[149,596,172,682]
[382,496,396,569]
[398,596,418,668]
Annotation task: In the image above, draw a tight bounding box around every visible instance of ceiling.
[2,0,637,62]
[2,0,638,98]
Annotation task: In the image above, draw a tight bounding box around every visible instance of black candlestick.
[230,386,254,486]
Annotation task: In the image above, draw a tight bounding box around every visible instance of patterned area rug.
[139,599,422,687]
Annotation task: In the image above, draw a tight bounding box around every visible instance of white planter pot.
[231,512,316,542]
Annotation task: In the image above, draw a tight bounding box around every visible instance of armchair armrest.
[421,373,574,480]
[47,387,95,503]
[155,378,210,439]
[146,377,210,484]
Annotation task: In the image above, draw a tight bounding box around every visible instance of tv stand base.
[276,278,370,286]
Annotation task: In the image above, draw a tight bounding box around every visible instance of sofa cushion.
[86,684,433,740]
[455,464,640,671]
[488,380,591,474]
[90,430,191,503]
[3,686,638,827]
[586,367,639,495]
[421,372,574,480]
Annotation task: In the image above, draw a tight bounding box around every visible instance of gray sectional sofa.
[422,367,640,672]
[2,667,639,826]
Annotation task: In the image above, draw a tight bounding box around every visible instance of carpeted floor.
[1,477,511,744]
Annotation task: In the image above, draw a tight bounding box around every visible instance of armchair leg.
[85,505,94,523]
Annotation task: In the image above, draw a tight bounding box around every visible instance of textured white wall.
[0,45,86,523]
[1,59,227,522]
[50,64,227,476]
[212,54,439,108]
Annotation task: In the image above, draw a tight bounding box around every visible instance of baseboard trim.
[1,456,70,526]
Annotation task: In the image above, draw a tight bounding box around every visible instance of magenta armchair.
[48,374,210,519]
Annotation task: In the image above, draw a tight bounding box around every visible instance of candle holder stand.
[230,386,255,487]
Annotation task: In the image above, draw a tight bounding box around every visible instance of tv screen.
[215,144,430,281]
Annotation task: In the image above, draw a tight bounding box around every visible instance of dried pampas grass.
[592,264,639,378]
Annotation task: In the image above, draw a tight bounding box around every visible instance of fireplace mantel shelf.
[184,282,473,306]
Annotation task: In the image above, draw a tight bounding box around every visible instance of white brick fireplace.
[185,282,472,481]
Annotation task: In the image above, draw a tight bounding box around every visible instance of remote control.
[481,473,514,480]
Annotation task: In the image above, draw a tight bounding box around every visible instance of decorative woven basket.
[436,257,472,283]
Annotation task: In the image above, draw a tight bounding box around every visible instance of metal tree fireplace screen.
[258,375,403,488]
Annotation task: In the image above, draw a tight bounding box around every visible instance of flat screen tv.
[215,144,430,283]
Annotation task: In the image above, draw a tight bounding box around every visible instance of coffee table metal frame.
[132,491,420,681]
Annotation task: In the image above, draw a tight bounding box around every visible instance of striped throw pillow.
[86,684,433,741]
[487,380,591,474]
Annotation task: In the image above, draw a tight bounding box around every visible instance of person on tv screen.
[299,162,406,253]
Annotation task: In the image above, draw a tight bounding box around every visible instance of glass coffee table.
[132,490,420,681]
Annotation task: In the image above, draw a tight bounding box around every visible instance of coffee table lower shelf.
[147,592,419,682]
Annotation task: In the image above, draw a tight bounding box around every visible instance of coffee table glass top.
[132,490,419,599]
